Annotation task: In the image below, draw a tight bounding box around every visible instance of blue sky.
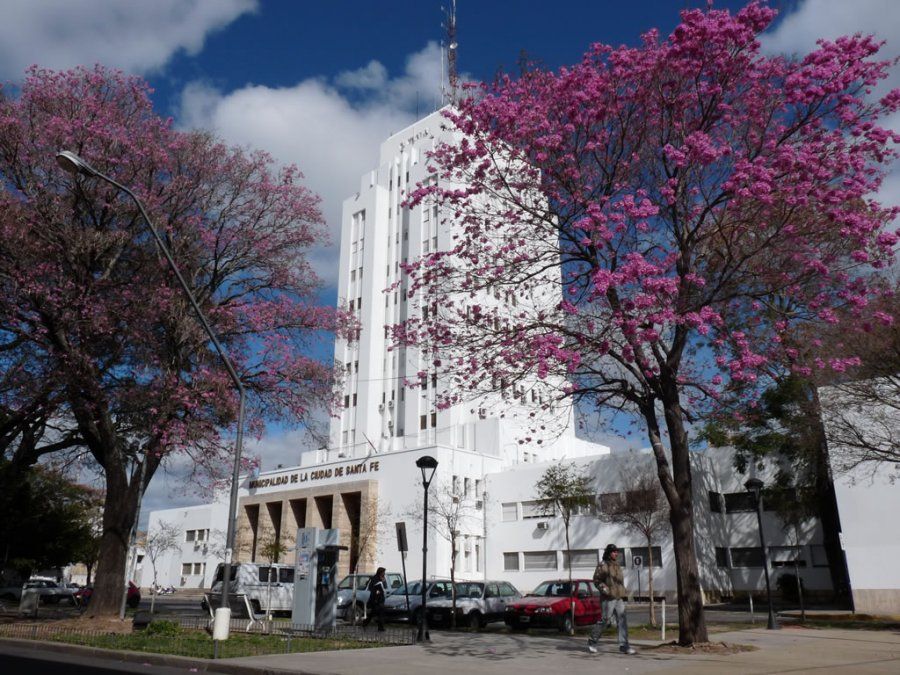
[1,0,897,519]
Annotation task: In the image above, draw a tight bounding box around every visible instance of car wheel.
[352,602,366,624]
[467,611,483,630]
[559,613,574,634]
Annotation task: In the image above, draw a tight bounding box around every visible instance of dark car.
[381,579,453,623]
[76,581,141,609]
[427,580,522,629]
[504,579,602,633]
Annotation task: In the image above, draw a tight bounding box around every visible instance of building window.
[475,479,482,498]
[464,477,470,497]
[723,492,756,513]
[521,500,554,519]
[810,545,829,567]
[420,415,427,430]
[185,530,195,542]
[629,546,663,567]
[431,412,437,427]
[452,475,459,495]
[770,546,806,568]
[476,543,482,572]
[503,552,520,571]
[193,563,204,576]
[563,549,599,569]
[182,563,192,576]
[523,551,557,571]
[709,491,723,513]
[730,547,765,568]
[716,547,730,568]
[598,492,623,513]
[501,502,517,522]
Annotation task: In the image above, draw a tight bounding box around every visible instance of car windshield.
[213,564,240,584]
[531,581,572,597]
[454,582,484,599]
[392,581,423,596]
[338,575,371,590]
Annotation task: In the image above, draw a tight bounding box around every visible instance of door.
[483,583,504,621]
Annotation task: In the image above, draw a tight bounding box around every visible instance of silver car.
[427,581,522,629]
[382,579,453,623]
[335,572,404,622]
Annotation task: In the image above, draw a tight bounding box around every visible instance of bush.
[145,620,182,637]
[776,573,804,603]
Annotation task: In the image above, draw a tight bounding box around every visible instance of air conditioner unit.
[475,501,483,510]
[452,495,459,503]
[536,521,550,530]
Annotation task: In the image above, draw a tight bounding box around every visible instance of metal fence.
[0,620,415,660]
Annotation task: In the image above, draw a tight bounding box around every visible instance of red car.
[75,581,141,609]
[504,579,602,633]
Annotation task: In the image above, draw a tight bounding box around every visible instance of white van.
[208,563,296,615]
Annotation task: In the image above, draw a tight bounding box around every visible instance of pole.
[749,595,755,624]
[661,598,665,642]
[401,551,410,613]
[60,158,247,633]
[418,484,430,642]
[754,490,779,630]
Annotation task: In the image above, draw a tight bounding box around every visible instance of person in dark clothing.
[589,544,636,655]
[362,567,387,631]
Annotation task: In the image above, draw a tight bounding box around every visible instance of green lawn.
[1,624,382,659]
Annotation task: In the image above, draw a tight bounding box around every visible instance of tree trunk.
[87,468,142,616]
[565,520,575,634]
[450,536,457,629]
[647,535,656,627]
[643,391,709,645]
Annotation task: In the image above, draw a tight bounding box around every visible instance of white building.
[142,111,837,604]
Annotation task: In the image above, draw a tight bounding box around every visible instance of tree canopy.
[0,65,348,614]
[399,2,898,644]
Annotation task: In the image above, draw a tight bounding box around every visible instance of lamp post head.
[416,455,438,488]
[744,477,764,496]
[56,150,99,177]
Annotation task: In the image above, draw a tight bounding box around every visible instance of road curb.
[0,635,329,675]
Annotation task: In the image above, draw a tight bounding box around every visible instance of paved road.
[0,642,224,674]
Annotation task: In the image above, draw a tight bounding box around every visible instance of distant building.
[143,111,837,605]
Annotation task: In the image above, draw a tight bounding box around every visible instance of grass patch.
[2,625,382,659]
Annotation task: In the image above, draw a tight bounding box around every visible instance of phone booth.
[292,527,346,629]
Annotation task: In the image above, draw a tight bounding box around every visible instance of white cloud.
[0,0,257,79]
[178,42,451,283]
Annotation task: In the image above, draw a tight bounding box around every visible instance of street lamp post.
[744,477,779,630]
[56,151,246,637]
[415,455,438,642]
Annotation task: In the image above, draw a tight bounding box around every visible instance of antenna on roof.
[442,0,458,105]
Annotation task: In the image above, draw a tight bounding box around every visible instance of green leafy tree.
[0,461,99,577]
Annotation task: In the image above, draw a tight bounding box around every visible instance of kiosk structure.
[292,527,346,629]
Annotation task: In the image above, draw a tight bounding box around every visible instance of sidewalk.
[1,625,898,674]
[216,626,900,675]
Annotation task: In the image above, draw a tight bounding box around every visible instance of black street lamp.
[56,151,246,635]
[745,477,779,630]
[415,455,438,642]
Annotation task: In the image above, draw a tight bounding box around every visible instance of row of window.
[450,475,483,500]
[708,489,798,514]
[715,545,829,569]
[181,562,206,576]
[503,547,663,572]
[185,529,209,543]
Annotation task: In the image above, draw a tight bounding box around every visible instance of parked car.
[75,581,141,609]
[504,579,602,633]
[427,580,522,629]
[382,579,453,623]
[22,579,77,605]
[336,572,404,622]
[207,562,296,615]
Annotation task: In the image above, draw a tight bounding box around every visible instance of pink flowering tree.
[0,66,349,616]
[399,3,898,644]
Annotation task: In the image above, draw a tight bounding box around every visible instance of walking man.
[588,544,636,655]
[361,567,387,631]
